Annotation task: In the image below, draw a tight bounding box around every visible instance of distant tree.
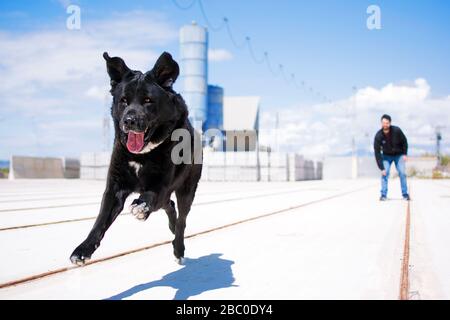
[0,168,9,179]
[421,152,435,158]
[441,155,450,167]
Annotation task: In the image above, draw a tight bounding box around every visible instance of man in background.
[373,114,410,201]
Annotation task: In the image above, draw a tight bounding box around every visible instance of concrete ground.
[0,178,449,299]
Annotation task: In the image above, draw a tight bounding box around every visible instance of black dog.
[70,52,202,265]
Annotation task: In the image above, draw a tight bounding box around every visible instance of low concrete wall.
[357,156,380,178]
[64,158,80,179]
[201,151,321,182]
[323,157,354,180]
[407,157,438,177]
[9,156,65,179]
[323,156,438,179]
[79,150,323,182]
[80,152,110,180]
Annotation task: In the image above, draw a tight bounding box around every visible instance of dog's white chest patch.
[128,161,142,176]
[137,141,163,154]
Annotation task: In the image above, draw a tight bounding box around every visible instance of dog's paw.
[175,257,185,265]
[130,201,151,221]
[70,244,93,266]
[172,240,185,261]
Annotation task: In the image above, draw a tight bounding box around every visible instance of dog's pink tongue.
[126,132,145,153]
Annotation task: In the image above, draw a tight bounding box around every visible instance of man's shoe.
[403,194,411,201]
[380,196,387,201]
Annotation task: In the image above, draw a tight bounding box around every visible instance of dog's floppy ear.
[103,52,131,88]
[150,52,179,89]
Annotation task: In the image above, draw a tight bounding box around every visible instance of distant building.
[179,23,260,151]
[205,84,224,132]
[223,96,260,151]
[179,22,208,126]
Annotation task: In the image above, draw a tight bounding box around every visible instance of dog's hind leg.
[173,171,200,263]
[172,190,191,264]
[163,200,177,235]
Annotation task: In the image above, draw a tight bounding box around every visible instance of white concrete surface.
[408,179,450,299]
[0,178,448,299]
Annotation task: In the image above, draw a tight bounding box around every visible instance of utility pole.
[435,126,445,167]
[275,112,279,153]
[351,86,358,179]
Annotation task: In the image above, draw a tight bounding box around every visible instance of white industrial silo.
[180,21,208,129]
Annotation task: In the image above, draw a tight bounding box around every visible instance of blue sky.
[0,0,449,159]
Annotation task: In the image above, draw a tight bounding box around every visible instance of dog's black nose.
[124,116,136,128]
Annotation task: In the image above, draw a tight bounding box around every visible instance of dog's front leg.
[129,191,157,221]
[70,185,130,265]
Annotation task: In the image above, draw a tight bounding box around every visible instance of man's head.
[381,114,391,131]
[103,52,187,154]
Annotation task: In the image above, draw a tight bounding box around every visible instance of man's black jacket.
[373,125,408,170]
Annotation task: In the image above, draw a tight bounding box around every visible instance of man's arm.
[399,128,408,155]
[374,133,384,170]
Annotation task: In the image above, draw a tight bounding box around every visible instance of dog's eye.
[120,97,128,104]
[144,97,154,104]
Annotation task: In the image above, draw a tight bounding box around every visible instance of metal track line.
[0,216,100,232]
[0,202,100,213]
[0,195,100,204]
[0,187,331,231]
[0,186,307,213]
[0,187,263,203]
[399,183,412,300]
[0,184,374,290]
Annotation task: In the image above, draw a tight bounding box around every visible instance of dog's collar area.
[134,128,175,154]
[135,140,164,154]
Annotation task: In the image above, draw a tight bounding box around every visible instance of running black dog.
[70,52,202,265]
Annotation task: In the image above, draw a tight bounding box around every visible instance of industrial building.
[223,96,260,152]
[179,22,209,127]
[179,22,259,152]
[177,22,323,181]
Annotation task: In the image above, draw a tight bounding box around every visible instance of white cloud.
[259,78,450,158]
[0,11,176,92]
[208,48,233,62]
[85,85,109,101]
[38,119,102,130]
[0,10,178,158]
[355,78,430,107]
